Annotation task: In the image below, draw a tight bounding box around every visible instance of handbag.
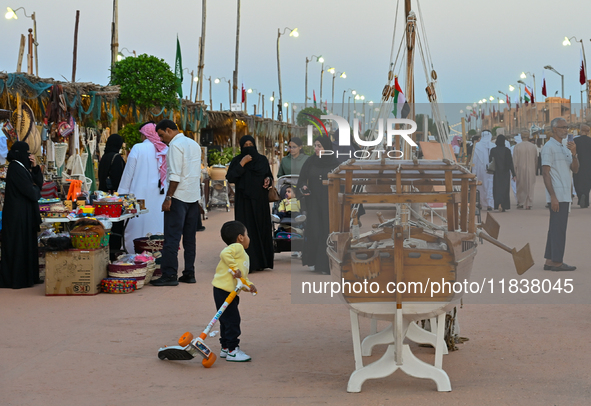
[486,157,496,174]
[268,186,281,202]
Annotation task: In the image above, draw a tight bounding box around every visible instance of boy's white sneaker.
[220,348,228,358]
[225,347,251,362]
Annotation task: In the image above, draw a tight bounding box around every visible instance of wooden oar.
[476,229,534,275]
[482,212,500,239]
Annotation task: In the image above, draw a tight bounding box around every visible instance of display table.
[43,209,149,253]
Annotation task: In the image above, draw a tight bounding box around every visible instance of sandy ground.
[1,179,591,406]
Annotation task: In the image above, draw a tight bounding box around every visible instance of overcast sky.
[1,0,590,119]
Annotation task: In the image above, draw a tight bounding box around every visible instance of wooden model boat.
[327,158,478,312]
[324,1,534,393]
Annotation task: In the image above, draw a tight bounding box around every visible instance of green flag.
[175,36,183,98]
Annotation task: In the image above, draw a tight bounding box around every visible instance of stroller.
[271,175,306,254]
[208,179,231,212]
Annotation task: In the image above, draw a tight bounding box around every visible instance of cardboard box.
[45,248,109,296]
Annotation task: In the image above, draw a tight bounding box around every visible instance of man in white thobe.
[118,122,168,253]
[509,135,521,199]
[472,130,495,210]
[513,133,538,209]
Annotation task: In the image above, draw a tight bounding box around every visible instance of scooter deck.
[158,346,195,361]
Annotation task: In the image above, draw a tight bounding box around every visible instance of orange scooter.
[157,270,256,367]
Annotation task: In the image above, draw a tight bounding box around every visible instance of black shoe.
[150,275,179,286]
[178,274,196,283]
[197,226,206,232]
[550,263,576,272]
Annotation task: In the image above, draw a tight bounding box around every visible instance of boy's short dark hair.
[221,221,247,245]
[155,119,178,132]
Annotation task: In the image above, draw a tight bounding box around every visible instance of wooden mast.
[404,0,416,159]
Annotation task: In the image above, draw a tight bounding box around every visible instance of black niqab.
[230,135,272,199]
[7,141,31,170]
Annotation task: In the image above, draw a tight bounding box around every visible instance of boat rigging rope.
[388,0,401,70]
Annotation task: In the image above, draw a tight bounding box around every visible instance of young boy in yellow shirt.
[212,221,257,362]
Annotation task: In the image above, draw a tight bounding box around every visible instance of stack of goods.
[133,234,164,280]
[92,192,137,218]
[93,193,124,218]
[70,218,108,249]
[100,278,137,294]
[39,198,69,218]
[121,194,138,214]
[108,252,156,288]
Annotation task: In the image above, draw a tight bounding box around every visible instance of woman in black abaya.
[98,134,126,257]
[226,135,274,271]
[489,134,516,212]
[98,134,125,193]
[0,142,44,289]
[297,136,339,275]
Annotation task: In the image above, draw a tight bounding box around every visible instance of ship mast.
[404,0,416,159]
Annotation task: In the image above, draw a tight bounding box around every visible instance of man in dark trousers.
[573,123,591,208]
[542,118,579,272]
[151,120,202,286]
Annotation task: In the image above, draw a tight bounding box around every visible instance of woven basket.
[101,278,137,294]
[108,263,148,289]
[144,261,156,284]
[71,231,108,250]
[133,236,164,254]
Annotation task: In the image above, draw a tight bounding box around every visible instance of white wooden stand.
[347,308,451,392]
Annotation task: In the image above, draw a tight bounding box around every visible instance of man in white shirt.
[541,117,579,272]
[151,119,202,286]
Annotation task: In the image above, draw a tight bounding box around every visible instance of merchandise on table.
[92,191,138,218]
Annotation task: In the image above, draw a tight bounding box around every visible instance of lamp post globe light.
[305,54,322,108]
[5,6,38,76]
[276,27,298,121]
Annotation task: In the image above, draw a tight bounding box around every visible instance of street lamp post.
[319,61,325,107]
[207,76,213,110]
[343,89,356,122]
[305,55,323,109]
[563,36,588,109]
[247,88,261,115]
[215,77,231,110]
[544,65,564,99]
[276,27,298,121]
[5,6,38,76]
[330,70,345,113]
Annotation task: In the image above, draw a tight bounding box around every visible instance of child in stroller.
[271,176,306,253]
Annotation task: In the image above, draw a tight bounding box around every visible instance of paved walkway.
[1,178,590,405]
